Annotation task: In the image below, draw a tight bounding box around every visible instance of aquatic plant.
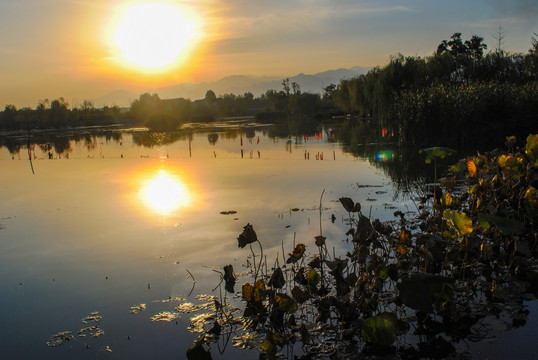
[178,135,538,359]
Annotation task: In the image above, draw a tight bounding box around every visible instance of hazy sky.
[1,0,537,108]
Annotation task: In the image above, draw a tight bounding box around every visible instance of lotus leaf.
[419,147,456,164]
[223,265,236,293]
[525,134,538,166]
[467,159,476,177]
[443,210,473,237]
[268,267,285,289]
[397,273,454,313]
[275,293,297,314]
[237,223,258,248]
[291,285,309,303]
[287,244,306,263]
[339,197,355,212]
[314,235,326,247]
[361,312,397,347]
[186,335,213,360]
[477,213,525,235]
[242,279,266,303]
[306,269,321,288]
[441,193,453,207]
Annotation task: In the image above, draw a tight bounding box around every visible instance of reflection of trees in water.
[207,133,218,145]
[131,131,186,148]
[335,119,459,197]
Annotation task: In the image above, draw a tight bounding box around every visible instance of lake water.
[0,121,536,359]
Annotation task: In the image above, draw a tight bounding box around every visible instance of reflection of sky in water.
[139,169,191,215]
[0,128,409,359]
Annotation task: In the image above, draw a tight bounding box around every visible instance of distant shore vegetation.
[1,32,537,146]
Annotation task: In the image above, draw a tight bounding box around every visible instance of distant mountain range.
[93,66,370,108]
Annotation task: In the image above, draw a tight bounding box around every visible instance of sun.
[113,2,200,71]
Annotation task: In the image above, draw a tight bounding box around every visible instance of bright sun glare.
[141,170,190,215]
[113,2,199,71]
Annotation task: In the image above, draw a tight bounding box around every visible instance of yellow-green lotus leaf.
[443,210,473,236]
[525,134,538,166]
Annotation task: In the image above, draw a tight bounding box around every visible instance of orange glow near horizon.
[106,2,205,76]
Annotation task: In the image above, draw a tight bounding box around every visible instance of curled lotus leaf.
[443,210,473,237]
[237,223,258,248]
[339,197,355,212]
[287,244,306,263]
[268,267,285,289]
[314,235,326,247]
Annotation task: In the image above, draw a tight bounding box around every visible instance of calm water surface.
[0,122,535,359]
[0,123,408,359]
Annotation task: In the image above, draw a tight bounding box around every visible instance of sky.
[0,0,537,109]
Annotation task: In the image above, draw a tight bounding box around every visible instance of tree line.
[331,32,538,146]
[2,32,537,142]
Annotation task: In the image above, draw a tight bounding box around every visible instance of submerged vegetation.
[182,134,538,359]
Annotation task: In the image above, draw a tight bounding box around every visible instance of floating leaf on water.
[81,312,102,324]
[275,293,297,314]
[46,331,74,347]
[443,210,473,237]
[223,264,236,293]
[188,313,215,333]
[287,244,306,263]
[151,311,179,322]
[361,312,397,347]
[233,332,263,350]
[477,213,525,235]
[268,267,285,289]
[237,223,258,248]
[130,303,147,314]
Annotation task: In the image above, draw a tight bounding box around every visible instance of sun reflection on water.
[140,169,191,215]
